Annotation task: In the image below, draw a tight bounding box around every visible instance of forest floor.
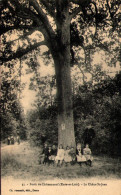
[1,141,121,181]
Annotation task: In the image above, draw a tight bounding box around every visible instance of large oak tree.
[0,0,120,148]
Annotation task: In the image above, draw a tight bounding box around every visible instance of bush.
[29,118,58,146]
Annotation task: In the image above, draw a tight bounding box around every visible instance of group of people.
[76,143,93,166]
[40,143,93,167]
[7,136,20,145]
[40,144,57,164]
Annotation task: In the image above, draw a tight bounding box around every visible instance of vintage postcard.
[1,0,121,194]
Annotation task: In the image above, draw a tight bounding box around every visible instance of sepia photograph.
[1,0,121,194]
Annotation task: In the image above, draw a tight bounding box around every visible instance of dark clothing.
[7,138,10,145]
[40,135,47,145]
[42,147,49,156]
[51,148,57,156]
[83,128,95,145]
[11,137,14,145]
[69,149,76,159]
[40,147,49,164]
[48,149,53,157]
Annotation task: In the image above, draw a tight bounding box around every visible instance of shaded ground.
[1,141,121,181]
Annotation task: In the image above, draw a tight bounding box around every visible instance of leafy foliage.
[27,72,121,156]
[1,65,27,140]
[73,72,121,156]
[27,105,58,146]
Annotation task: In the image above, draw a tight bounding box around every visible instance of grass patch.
[1,142,121,180]
[1,153,28,177]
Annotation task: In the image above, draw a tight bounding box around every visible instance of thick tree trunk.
[51,0,76,149]
[54,55,76,149]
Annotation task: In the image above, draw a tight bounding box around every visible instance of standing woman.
[16,135,20,144]
[7,137,11,145]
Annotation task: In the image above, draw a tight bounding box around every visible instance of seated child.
[49,144,57,161]
[48,146,52,159]
[64,146,72,164]
[55,144,65,166]
[69,147,76,164]
[39,143,49,164]
[76,143,86,163]
[83,144,93,166]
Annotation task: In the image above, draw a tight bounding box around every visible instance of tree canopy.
[1,0,120,65]
[1,0,120,148]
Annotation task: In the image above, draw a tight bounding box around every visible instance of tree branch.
[1,41,47,63]
[1,1,53,47]
[8,0,43,25]
[6,28,42,45]
[40,0,56,18]
[94,38,111,53]
[70,6,82,19]
[5,0,53,42]
[29,0,56,39]
[106,0,112,19]
[0,25,34,36]
[70,0,91,6]
[77,63,87,85]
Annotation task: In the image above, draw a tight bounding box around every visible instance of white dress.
[55,149,65,161]
[83,148,93,161]
[76,149,86,162]
[64,149,72,162]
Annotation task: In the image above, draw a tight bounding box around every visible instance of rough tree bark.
[51,0,76,148]
[54,54,76,148]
